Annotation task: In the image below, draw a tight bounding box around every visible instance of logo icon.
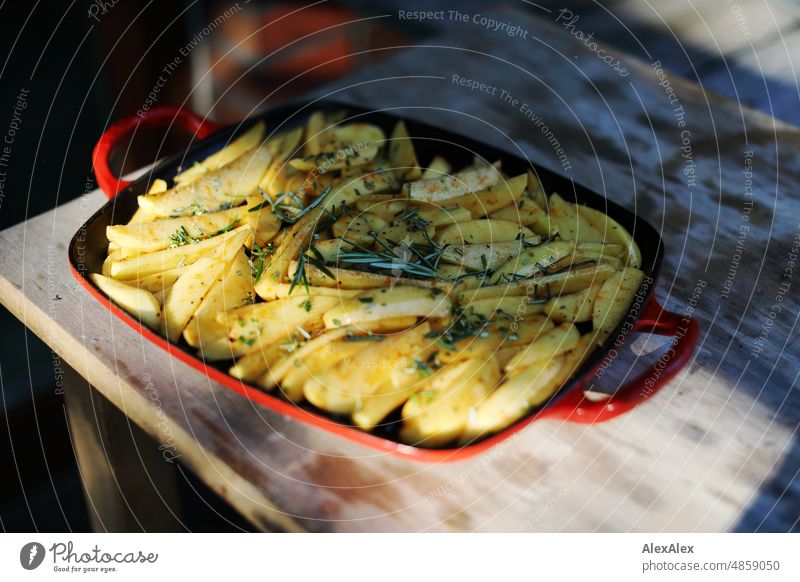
[20,542,45,570]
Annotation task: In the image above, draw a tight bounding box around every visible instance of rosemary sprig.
[248,241,274,282]
[306,245,337,279]
[273,186,332,224]
[288,252,310,296]
[213,219,237,236]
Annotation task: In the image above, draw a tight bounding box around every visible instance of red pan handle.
[541,294,698,423]
[92,105,224,199]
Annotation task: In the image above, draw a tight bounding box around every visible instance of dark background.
[0,0,797,531]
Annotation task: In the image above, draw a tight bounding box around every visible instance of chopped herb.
[413,358,433,377]
[358,297,374,303]
[169,226,200,247]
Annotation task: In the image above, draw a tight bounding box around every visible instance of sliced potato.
[183,247,253,359]
[107,202,261,252]
[401,357,499,446]
[221,295,339,347]
[421,155,452,180]
[140,142,272,217]
[440,237,541,270]
[442,174,526,217]
[389,120,421,181]
[162,229,250,342]
[174,121,266,185]
[591,267,646,343]
[109,225,251,279]
[544,283,603,323]
[405,163,501,202]
[460,355,564,442]
[577,205,642,268]
[490,240,576,284]
[89,273,161,329]
[490,197,549,226]
[304,323,431,414]
[547,193,605,243]
[298,261,449,292]
[466,296,545,321]
[436,219,534,245]
[323,286,451,329]
[505,323,580,372]
[331,212,387,245]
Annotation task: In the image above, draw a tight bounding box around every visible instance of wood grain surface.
[1,9,798,531]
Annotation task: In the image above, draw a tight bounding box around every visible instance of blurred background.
[1,0,798,531]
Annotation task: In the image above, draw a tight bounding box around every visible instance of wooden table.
[1,8,798,532]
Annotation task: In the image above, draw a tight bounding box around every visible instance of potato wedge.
[323,286,451,328]
[577,205,642,268]
[591,267,646,343]
[466,296,545,321]
[455,262,616,304]
[490,240,576,284]
[254,279,361,302]
[126,266,188,293]
[162,229,250,342]
[140,142,272,217]
[389,120,421,181]
[459,355,564,442]
[222,294,339,347]
[303,111,326,156]
[401,357,500,446]
[304,323,431,414]
[183,247,253,359]
[174,121,266,185]
[547,193,605,243]
[441,174,526,217]
[505,323,580,372]
[544,283,603,323]
[489,196,546,224]
[436,317,555,364]
[89,273,161,329]
[405,163,501,202]
[421,155,452,180]
[297,261,449,292]
[289,123,384,171]
[331,212,387,245]
[440,237,541,270]
[107,200,266,253]
[436,219,534,245]
[109,224,251,279]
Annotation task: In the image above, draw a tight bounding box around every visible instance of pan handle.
[92,105,224,199]
[540,294,698,424]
